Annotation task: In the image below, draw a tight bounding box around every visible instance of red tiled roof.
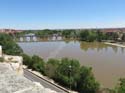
[100,28,125,33]
[0,29,22,34]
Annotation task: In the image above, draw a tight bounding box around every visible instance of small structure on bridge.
[19,33,37,42]
[24,33,36,37]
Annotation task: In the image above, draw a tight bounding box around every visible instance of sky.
[0,0,125,29]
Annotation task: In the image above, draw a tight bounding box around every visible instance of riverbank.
[104,42,125,48]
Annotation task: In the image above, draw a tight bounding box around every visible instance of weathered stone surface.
[3,55,24,75]
[0,63,57,93]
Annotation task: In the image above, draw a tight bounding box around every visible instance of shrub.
[0,57,4,62]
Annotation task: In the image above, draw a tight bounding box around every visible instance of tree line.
[0,33,23,55]
[22,54,99,93]
[17,29,125,42]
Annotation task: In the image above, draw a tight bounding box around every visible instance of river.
[18,41,125,88]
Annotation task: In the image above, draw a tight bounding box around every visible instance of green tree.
[79,30,90,41]
[0,33,23,55]
[87,31,97,42]
[21,53,32,66]
[114,78,125,93]
[31,55,45,74]
[96,30,107,42]
[56,58,80,90]
[45,59,60,78]
[62,30,72,38]
[77,66,100,93]
[121,33,125,41]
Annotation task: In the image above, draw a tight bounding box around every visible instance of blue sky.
[0,0,125,29]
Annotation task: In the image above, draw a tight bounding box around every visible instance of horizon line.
[0,27,125,30]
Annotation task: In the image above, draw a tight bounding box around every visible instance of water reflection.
[80,42,108,52]
[80,42,125,53]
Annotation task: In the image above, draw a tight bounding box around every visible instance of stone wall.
[3,55,23,75]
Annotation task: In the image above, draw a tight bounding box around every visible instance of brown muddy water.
[18,41,125,88]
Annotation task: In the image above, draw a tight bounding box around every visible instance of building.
[100,28,125,33]
[0,46,2,57]
[0,29,22,34]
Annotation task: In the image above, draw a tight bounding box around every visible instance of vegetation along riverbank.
[14,29,125,42]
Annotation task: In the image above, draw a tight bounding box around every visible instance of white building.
[0,45,2,57]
